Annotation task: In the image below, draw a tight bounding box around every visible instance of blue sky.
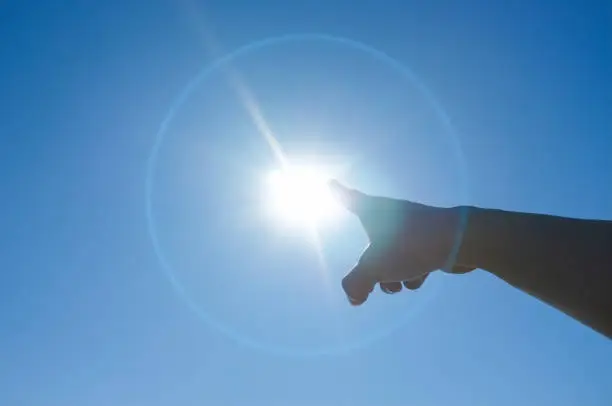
[1,0,611,405]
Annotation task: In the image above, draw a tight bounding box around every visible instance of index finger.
[328,180,368,214]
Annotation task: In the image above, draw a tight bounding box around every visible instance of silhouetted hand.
[329,180,474,305]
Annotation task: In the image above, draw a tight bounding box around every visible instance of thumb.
[341,245,380,305]
[328,180,371,215]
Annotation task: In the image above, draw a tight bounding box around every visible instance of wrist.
[452,205,480,270]
[436,205,475,272]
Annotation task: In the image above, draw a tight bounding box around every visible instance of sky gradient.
[1,1,611,405]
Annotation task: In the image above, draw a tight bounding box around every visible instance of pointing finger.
[328,180,369,215]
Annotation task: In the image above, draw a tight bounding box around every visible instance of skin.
[329,181,612,339]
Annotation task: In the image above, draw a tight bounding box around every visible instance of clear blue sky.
[1,0,611,405]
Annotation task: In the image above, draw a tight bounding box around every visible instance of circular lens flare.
[266,166,341,227]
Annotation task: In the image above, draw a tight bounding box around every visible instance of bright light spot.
[265,165,342,228]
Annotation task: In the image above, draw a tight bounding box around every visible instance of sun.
[265,165,342,228]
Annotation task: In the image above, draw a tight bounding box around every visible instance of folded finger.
[380,281,403,294]
[403,273,429,290]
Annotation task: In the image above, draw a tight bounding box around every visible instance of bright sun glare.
[266,165,342,227]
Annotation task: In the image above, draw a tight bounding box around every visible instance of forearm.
[458,207,612,338]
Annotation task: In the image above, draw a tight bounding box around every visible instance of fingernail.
[348,296,364,306]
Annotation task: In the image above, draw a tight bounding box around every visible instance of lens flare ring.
[145,33,469,356]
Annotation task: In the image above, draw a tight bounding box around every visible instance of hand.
[329,180,474,305]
